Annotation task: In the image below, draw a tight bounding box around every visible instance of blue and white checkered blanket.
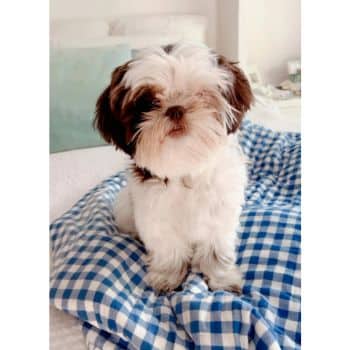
[50,120,301,350]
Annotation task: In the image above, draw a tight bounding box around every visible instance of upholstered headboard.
[50,15,208,49]
[50,0,215,47]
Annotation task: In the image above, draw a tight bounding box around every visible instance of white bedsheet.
[50,146,129,222]
[50,307,86,350]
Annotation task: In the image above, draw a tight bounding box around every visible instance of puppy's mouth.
[167,124,187,137]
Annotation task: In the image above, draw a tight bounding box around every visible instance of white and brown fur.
[94,43,253,293]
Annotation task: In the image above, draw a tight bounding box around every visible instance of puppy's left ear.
[217,55,253,133]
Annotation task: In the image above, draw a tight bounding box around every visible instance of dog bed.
[50,120,301,350]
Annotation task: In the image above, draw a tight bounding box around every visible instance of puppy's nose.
[165,105,185,121]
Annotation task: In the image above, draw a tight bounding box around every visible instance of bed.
[50,15,301,350]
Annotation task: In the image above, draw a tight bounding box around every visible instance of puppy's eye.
[135,96,160,112]
[150,99,161,109]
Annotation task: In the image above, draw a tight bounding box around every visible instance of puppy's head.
[94,43,252,178]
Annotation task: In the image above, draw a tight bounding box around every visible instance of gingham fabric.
[50,120,301,350]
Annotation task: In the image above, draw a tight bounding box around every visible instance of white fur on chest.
[123,141,246,244]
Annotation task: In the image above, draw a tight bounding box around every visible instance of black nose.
[165,105,185,121]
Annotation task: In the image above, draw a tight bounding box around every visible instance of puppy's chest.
[131,174,229,239]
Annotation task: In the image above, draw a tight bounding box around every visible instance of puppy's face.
[94,44,252,178]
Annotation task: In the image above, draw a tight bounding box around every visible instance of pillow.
[51,19,109,41]
[110,15,207,41]
[50,36,130,49]
[112,34,181,50]
[50,35,180,50]
[50,44,131,153]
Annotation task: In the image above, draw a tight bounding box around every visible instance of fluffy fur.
[94,43,253,293]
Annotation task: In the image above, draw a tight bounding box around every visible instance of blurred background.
[50,0,301,152]
[50,2,300,348]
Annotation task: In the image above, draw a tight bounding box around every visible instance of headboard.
[50,0,215,48]
[51,15,208,50]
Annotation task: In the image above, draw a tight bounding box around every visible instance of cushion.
[50,44,131,153]
[110,15,207,44]
[51,19,109,41]
[50,121,301,349]
[51,35,192,51]
[50,36,133,50]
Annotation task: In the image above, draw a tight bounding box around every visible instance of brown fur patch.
[132,164,153,182]
[94,61,135,154]
[163,44,174,54]
[127,85,162,113]
[217,56,253,133]
[94,60,162,156]
[132,164,168,185]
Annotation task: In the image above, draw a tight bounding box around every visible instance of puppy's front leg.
[144,236,191,293]
[114,187,139,239]
[193,236,243,293]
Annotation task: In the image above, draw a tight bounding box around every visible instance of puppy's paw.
[207,266,243,294]
[145,269,186,293]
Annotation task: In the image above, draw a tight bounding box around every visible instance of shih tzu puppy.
[94,43,253,293]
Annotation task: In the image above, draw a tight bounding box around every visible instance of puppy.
[94,43,253,293]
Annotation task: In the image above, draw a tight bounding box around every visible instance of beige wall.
[239,0,301,84]
[217,0,240,60]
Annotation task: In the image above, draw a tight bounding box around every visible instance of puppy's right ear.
[94,62,134,155]
[94,85,115,143]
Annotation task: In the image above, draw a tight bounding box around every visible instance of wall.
[239,0,301,84]
[50,0,217,48]
[217,0,239,60]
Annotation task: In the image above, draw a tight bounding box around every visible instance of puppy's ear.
[94,62,134,155]
[217,55,253,133]
[94,86,115,143]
